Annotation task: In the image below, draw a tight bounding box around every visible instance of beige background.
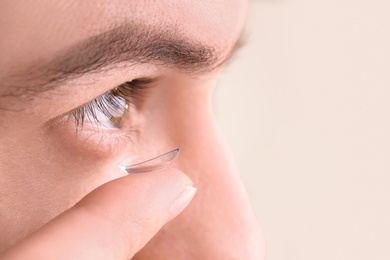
[215,0,390,259]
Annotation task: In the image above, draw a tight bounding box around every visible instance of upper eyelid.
[64,78,154,114]
[68,79,152,130]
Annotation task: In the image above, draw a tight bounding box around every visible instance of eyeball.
[82,90,129,130]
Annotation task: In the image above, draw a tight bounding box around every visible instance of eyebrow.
[3,23,244,97]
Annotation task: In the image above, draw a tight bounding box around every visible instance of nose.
[138,86,266,259]
[177,110,265,258]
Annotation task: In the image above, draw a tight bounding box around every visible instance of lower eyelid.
[80,129,138,156]
[46,116,141,159]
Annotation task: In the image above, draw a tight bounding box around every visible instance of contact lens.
[118,147,180,174]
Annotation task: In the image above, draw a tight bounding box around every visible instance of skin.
[0,0,265,259]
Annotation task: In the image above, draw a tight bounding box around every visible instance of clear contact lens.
[118,147,180,174]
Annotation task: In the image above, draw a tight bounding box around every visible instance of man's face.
[0,0,264,258]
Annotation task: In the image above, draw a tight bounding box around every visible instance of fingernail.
[168,186,197,222]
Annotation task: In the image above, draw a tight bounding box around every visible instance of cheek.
[0,127,126,247]
[39,125,130,192]
[2,127,123,184]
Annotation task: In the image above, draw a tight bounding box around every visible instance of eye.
[70,88,129,130]
[69,79,150,130]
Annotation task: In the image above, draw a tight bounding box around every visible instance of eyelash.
[68,79,150,130]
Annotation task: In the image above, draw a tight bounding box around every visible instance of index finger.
[0,168,195,260]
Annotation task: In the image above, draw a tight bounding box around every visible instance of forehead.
[0,0,247,75]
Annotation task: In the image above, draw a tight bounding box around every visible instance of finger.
[1,167,196,260]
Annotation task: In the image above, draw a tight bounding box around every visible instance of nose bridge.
[144,82,240,183]
[167,103,265,256]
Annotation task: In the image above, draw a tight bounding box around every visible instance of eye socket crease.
[0,22,245,99]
